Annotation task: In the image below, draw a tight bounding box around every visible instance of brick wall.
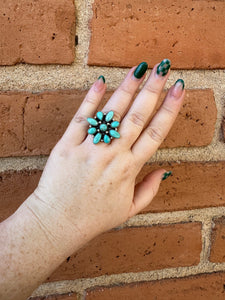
[1,1,225,299]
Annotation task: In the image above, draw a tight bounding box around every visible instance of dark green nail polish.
[157,58,171,76]
[162,171,172,181]
[174,79,185,89]
[98,75,105,83]
[134,62,148,79]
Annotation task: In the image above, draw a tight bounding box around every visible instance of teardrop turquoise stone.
[111,121,120,128]
[104,134,111,144]
[105,111,114,122]
[100,124,107,131]
[93,133,102,144]
[87,118,98,126]
[88,127,97,135]
[96,111,103,120]
[109,130,120,139]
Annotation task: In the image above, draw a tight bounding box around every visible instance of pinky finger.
[132,79,185,162]
[128,169,165,218]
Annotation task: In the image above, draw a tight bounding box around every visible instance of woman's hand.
[26,60,185,255]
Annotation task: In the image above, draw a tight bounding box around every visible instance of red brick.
[0,89,216,157]
[89,0,225,69]
[24,91,85,155]
[210,217,225,263]
[159,89,216,148]
[0,170,41,222]
[85,272,225,300]
[0,0,75,65]
[137,162,225,213]
[30,293,77,300]
[47,223,201,281]
[0,93,27,156]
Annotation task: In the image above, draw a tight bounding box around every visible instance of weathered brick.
[137,162,225,213]
[0,0,75,65]
[30,293,77,300]
[0,93,27,156]
[89,0,225,69]
[0,89,216,157]
[47,223,201,281]
[1,162,225,222]
[210,217,225,263]
[85,272,225,300]
[0,170,41,222]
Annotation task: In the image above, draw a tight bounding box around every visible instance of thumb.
[128,169,172,218]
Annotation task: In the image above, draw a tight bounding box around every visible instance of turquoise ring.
[87,111,120,144]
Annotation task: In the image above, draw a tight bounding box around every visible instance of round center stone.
[100,124,108,132]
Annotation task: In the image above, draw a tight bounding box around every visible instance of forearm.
[0,193,85,300]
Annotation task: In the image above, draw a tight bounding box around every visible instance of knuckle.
[161,104,175,118]
[117,84,134,98]
[144,84,159,96]
[85,95,97,105]
[146,126,164,143]
[128,111,145,128]
[73,113,87,124]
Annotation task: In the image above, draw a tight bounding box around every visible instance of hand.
[26,60,185,255]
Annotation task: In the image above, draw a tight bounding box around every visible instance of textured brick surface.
[89,0,225,68]
[0,170,41,222]
[85,272,225,300]
[30,293,77,300]
[0,93,26,156]
[137,162,225,213]
[47,223,201,281]
[0,0,75,65]
[210,217,225,263]
[0,89,216,157]
[1,162,225,222]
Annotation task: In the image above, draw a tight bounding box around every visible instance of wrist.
[23,191,88,259]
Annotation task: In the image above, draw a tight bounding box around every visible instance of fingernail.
[133,62,148,79]
[98,75,105,83]
[162,171,172,181]
[94,75,105,92]
[172,79,185,98]
[156,58,171,77]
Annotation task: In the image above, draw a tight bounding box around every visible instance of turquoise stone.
[96,111,103,120]
[88,127,97,135]
[93,133,102,144]
[104,134,111,144]
[87,118,98,126]
[109,130,120,139]
[111,121,120,128]
[105,111,114,122]
[100,124,107,131]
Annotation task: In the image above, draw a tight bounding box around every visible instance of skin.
[0,62,185,300]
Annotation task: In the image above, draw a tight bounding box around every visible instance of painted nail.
[94,75,105,92]
[98,75,105,83]
[156,58,171,76]
[162,171,172,181]
[134,62,148,79]
[172,79,185,98]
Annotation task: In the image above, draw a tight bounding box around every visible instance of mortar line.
[31,263,225,297]
[199,217,213,263]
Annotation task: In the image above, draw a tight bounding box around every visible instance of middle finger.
[119,58,171,148]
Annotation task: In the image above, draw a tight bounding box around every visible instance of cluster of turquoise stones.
[87,111,120,144]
